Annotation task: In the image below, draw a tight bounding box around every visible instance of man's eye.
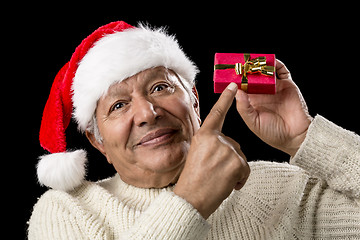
[110,102,126,112]
[153,84,168,92]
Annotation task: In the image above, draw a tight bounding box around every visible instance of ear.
[192,87,201,124]
[85,130,107,157]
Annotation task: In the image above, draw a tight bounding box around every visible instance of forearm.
[291,115,360,199]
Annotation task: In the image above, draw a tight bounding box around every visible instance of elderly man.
[28,21,360,239]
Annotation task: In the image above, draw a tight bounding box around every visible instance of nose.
[133,97,160,127]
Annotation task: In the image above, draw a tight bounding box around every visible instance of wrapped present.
[213,53,276,94]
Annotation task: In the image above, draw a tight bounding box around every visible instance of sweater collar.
[99,174,174,210]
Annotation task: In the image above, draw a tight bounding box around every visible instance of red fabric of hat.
[39,21,133,154]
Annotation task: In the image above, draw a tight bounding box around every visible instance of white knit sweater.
[28,115,360,239]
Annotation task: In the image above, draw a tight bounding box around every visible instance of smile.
[136,128,178,147]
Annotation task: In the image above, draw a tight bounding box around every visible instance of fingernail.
[227,82,238,92]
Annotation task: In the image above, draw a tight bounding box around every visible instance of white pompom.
[37,150,87,191]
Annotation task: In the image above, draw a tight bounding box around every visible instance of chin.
[153,163,184,189]
[125,140,189,188]
[134,135,187,165]
[141,148,188,188]
[149,153,186,174]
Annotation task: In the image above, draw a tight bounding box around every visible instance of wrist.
[284,127,309,157]
[173,187,211,219]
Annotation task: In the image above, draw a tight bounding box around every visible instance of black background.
[10,4,359,239]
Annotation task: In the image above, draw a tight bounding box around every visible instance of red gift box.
[213,53,276,94]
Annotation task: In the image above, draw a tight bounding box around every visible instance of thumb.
[235,90,258,130]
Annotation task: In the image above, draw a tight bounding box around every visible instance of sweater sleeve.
[121,191,210,239]
[290,115,360,200]
[27,190,109,240]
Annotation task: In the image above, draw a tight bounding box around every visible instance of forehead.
[105,67,177,97]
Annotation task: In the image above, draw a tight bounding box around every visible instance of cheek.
[167,98,189,117]
[100,118,133,161]
[160,94,199,136]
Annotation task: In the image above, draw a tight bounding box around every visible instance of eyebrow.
[142,67,171,82]
[105,81,128,99]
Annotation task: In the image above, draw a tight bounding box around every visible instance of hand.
[174,83,250,219]
[235,59,312,156]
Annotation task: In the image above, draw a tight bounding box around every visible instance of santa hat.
[38,21,198,191]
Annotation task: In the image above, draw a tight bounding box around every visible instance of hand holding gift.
[234,59,313,157]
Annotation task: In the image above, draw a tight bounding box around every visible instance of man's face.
[88,67,201,188]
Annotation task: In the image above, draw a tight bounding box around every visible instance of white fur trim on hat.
[37,150,87,191]
[72,24,198,131]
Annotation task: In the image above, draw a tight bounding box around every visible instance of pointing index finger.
[202,82,238,132]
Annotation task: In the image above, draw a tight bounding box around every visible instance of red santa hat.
[38,21,198,191]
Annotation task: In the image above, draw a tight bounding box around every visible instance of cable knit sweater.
[28,115,360,239]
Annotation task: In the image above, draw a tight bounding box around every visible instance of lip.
[136,128,178,147]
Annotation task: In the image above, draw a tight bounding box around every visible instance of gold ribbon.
[214,53,275,92]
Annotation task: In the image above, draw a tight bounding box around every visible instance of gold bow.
[214,53,275,92]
